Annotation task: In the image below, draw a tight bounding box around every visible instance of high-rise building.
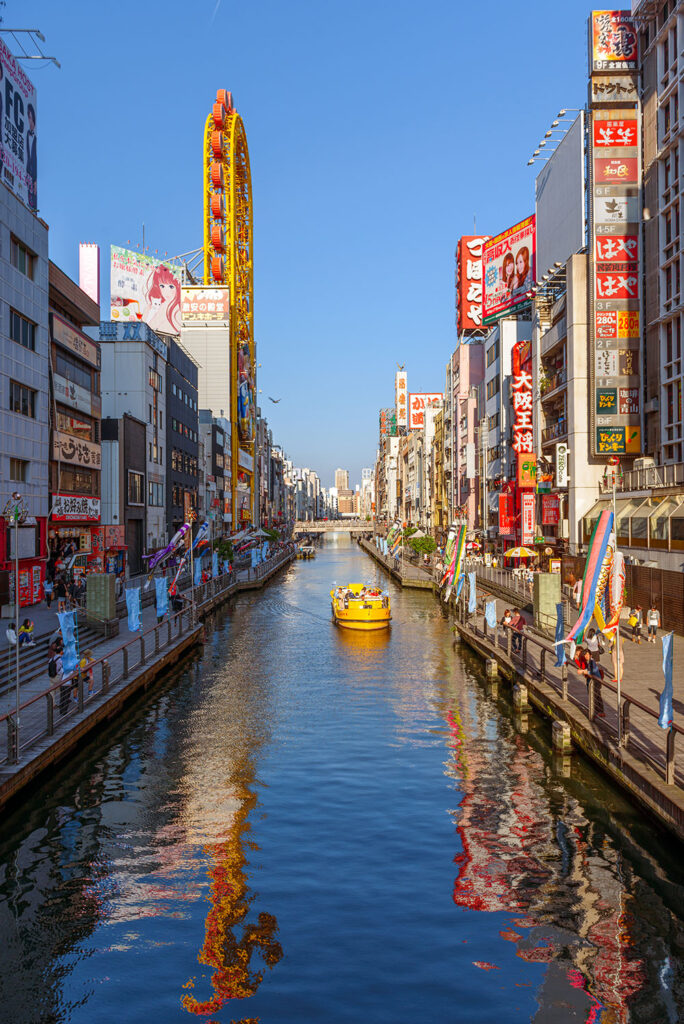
[334,468,349,491]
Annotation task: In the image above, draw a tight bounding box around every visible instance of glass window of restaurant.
[649,496,682,548]
[628,499,654,547]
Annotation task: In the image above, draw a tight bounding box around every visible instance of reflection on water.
[0,534,683,1022]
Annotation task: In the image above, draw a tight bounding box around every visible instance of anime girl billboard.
[110,246,182,334]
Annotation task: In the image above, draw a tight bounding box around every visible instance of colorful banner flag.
[563,510,614,646]
[155,577,168,619]
[554,603,566,667]
[485,600,497,630]
[658,632,674,730]
[212,551,219,578]
[125,588,141,632]
[57,610,79,674]
[194,559,202,586]
[223,560,231,575]
[468,572,477,613]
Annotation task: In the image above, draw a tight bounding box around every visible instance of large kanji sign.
[456,235,489,331]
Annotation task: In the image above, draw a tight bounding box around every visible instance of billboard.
[110,246,183,335]
[511,340,534,457]
[181,286,229,323]
[456,235,489,331]
[408,393,442,430]
[482,216,536,324]
[535,114,585,278]
[0,38,37,210]
[590,106,641,456]
[590,11,638,72]
[379,407,397,437]
[541,494,561,526]
[395,370,407,427]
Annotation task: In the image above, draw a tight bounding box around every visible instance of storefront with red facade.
[0,516,48,608]
[48,493,102,579]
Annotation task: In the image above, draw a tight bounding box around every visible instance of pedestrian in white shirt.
[647,603,661,643]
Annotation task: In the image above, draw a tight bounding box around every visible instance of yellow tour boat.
[330,583,391,631]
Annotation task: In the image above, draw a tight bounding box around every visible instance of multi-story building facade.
[0,189,49,607]
[449,342,484,529]
[101,413,147,575]
[166,339,199,536]
[99,321,168,556]
[334,468,349,491]
[199,411,231,536]
[48,262,101,579]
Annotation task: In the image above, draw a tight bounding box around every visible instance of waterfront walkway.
[0,550,294,807]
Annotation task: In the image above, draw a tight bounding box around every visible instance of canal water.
[1,534,684,1023]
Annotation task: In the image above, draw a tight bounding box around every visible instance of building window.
[148,481,164,506]
[149,368,163,392]
[9,380,36,418]
[54,349,92,391]
[9,457,28,482]
[486,378,499,400]
[10,236,35,278]
[128,471,144,505]
[486,339,499,367]
[159,410,163,429]
[10,309,36,351]
[172,382,177,396]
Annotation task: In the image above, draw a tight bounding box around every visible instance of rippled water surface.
[1,535,684,1023]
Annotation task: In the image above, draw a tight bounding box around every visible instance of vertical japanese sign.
[456,235,489,332]
[520,493,536,546]
[482,216,536,324]
[541,494,561,525]
[395,371,407,428]
[511,340,534,460]
[589,10,641,457]
[498,494,514,535]
[0,38,37,211]
[590,11,638,72]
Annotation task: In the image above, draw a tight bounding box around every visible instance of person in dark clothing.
[55,576,67,613]
[510,608,525,653]
[578,652,605,717]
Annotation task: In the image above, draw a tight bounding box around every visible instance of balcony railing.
[540,368,567,397]
[542,419,568,444]
[599,461,684,493]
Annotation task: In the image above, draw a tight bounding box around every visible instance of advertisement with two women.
[482,215,536,324]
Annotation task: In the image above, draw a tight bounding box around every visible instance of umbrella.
[503,546,536,558]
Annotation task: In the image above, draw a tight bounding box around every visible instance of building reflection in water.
[178,608,283,1019]
[442,676,646,1022]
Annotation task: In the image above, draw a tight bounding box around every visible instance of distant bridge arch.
[293,520,370,535]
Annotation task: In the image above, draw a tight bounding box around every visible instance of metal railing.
[453,593,682,790]
[0,547,295,768]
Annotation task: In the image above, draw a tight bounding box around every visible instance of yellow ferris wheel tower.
[203,89,255,528]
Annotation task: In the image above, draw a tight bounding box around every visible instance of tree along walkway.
[458,587,684,793]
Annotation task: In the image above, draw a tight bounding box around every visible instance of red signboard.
[596,272,639,300]
[456,235,489,332]
[521,493,536,545]
[593,119,637,147]
[541,494,560,526]
[595,235,637,263]
[499,494,514,535]
[104,525,126,548]
[511,340,533,455]
[593,156,638,184]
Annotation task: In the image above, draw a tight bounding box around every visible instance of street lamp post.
[3,492,28,759]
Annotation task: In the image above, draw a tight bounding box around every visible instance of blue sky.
[23,0,591,488]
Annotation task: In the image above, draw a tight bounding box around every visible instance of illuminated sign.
[456,235,489,331]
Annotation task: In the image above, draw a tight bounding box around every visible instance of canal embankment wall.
[0,551,295,813]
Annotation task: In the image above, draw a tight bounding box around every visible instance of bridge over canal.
[293,520,370,535]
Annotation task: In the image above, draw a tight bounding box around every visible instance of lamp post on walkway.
[3,492,29,756]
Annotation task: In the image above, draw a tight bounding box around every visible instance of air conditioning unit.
[633,457,656,470]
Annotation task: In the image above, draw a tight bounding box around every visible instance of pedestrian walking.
[510,608,525,653]
[55,576,67,613]
[628,606,643,644]
[43,577,53,609]
[647,603,661,643]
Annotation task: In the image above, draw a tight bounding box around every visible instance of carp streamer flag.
[563,509,614,647]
